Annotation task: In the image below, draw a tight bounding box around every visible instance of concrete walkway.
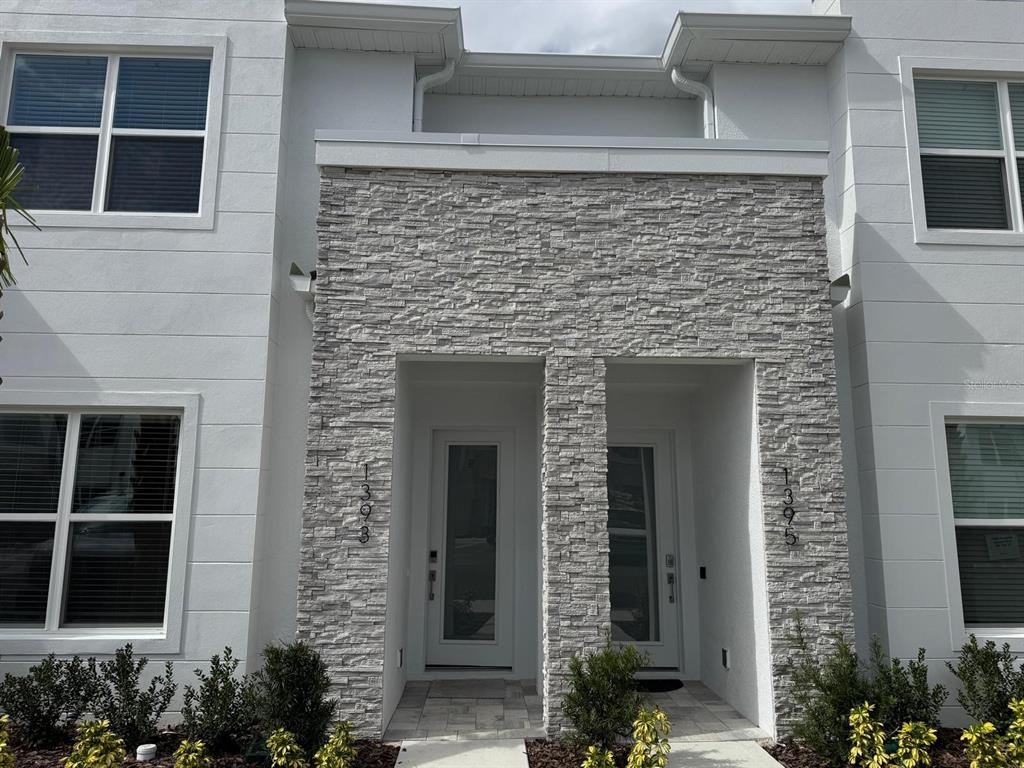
[395,739,529,767]
[393,738,784,768]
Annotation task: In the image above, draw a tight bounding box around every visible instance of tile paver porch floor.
[383,679,766,742]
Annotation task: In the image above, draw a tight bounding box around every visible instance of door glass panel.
[607,446,660,642]
[443,444,498,641]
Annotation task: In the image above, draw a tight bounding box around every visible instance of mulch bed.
[525,739,630,768]
[12,739,399,768]
[765,728,969,768]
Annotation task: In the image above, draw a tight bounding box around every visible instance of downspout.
[670,66,716,139]
[413,59,456,132]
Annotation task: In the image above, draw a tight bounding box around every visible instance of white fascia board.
[661,12,852,68]
[314,131,829,177]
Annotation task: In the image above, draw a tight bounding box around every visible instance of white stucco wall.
[711,63,830,142]
[0,0,288,698]
[422,95,702,138]
[824,0,1024,725]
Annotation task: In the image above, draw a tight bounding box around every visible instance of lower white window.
[944,422,1024,628]
[0,410,181,630]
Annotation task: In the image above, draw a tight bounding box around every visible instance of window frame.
[899,56,1024,246]
[0,391,198,654]
[931,401,1024,653]
[0,31,225,230]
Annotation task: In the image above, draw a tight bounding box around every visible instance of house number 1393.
[782,467,798,547]
[358,463,372,543]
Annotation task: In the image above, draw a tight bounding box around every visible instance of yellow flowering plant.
[580,744,616,768]
[62,720,126,768]
[0,714,15,768]
[267,728,307,768]
[625,706,671,768]
[960,698,1024,768]
[314,722,357,768]
[848,703,936,768]
[173,739,212,768]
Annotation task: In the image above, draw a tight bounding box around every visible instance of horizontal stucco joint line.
[314,131,829,176]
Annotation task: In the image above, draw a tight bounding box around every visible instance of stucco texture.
[300,167,852,736]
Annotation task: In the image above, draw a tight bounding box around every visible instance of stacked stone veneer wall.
[299,167,853,736]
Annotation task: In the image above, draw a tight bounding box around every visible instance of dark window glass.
[7,54,106,127]
[62,521,171,626]
[0,522,55,626]
[72,414,180,515]
[955,527,1024,626]
[10,134,98,211]
[921,156,1009,230]
[105,137,203,213]
[0,413,67,515]
[915,79,1002,151]
[114,58,210,130]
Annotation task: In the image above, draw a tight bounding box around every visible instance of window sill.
[914,227,1024,247]
[0,629,179,655]
[965,628,1024,653]
[11,210,213,230]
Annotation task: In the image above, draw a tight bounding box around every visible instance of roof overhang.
[286,3,851,95]
[285,0,463,65]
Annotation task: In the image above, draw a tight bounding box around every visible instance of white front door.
[425,430,515,668]
[607,430,681,669]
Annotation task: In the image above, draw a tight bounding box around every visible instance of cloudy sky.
[361,0,812,55]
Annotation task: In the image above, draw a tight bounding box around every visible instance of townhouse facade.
[0,0,1022,741]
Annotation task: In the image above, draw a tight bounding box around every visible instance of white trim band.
[315,131,829,176]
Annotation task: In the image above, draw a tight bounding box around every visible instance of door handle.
[429,570,436,601]
[667,573,675,604]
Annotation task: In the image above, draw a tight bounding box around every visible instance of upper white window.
[5,53,211,214]
[907,75,1024,239]
[0,411,181,632]
[944,422,1024,629]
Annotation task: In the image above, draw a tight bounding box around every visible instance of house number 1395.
[782,467,798,546]
[358,463,372,543]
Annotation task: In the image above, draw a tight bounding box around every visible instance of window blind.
[72,414,180,515]
[921,156,1009,230]
[1008,83,1024,148]
[105,137,204,213]
[955,527,1024,626]
[946,423,1024,519]
[915,79,1003,150]
[113,58,210,130]
[7,54,106,128]
[63,521,172,626]
[0,522,55,627]
[10,134,99,211]
[0,413,67,515]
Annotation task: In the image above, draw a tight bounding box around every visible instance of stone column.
[298,296,396,735]
[540,353,612,734]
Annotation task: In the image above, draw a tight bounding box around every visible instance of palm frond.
[0,125,38,292]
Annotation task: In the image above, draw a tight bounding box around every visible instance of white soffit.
[285,0,463,65]
[662,12,852,71]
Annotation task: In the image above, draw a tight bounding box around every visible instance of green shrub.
[250,642,336,755]
[314,722,357,768]
[562,641,646,750]
[788,616,870,767]
[267,728,307,768]
[181,647,255,754]
[173,739,212,768]
[0,655,97,747]
[948,635,1024,729]
[626,706,671,768]
[62,720,126,768]
[868,637,947,729]
[960,699,1024,768]
[91,644,176,747]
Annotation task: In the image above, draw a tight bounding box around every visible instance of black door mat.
[633,678,684,692]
